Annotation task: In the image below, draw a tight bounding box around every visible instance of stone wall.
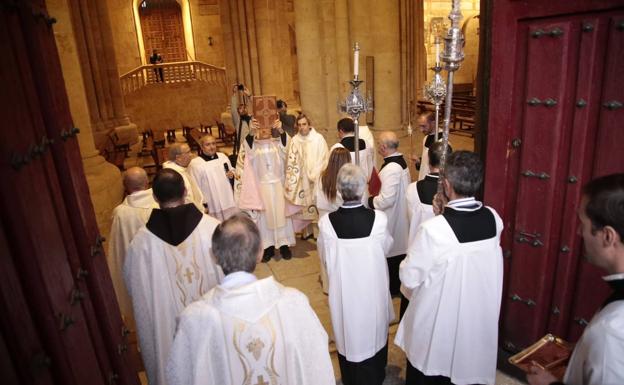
[424,0,480,88]
[189,1,226,67]
[107,0,143,75]
[124,81,228,132]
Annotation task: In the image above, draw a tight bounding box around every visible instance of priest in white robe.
[395,151,503,385]
[402,141,451,318]
[162,143,204,211]
[124,169,222,385]
[368,131,410,297]
[107,167,158,323]
[284,114,329,235]
[330,117,374,184]
[235,119,296,261]
[416,112,446,181]
[187,134,237,221]
[318,164,394,385]
[166,213,335,385]
[527,173,624,385]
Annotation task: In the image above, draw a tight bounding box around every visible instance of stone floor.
[132,129,525,384]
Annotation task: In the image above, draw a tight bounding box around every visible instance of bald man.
[163,143,204,211]
[369,131,410,297]
[187,135,237,220]
[107,167,158,323]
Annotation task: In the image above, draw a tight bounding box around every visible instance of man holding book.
[528,173,624,385]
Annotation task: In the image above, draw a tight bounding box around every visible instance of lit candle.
[435,38,440,66]
[354,42,360,77]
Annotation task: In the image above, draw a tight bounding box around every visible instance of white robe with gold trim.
[123,215,222,385]
[166,276,335,385]
[107,189,158,320]
[187,154,237,221]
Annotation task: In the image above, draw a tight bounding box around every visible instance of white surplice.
[236,138,296,249]
[163,161,204,211]
[395,202,503,385]
[405,179,436,245]
[107,189,158,319]
[187,153,237,221]
[166,276,335,385]
[563,275,624,385]
[318,210,394,362]
[372,154,410,257]
[123,214,222,385]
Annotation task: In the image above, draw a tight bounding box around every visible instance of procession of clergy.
[108,97,624,385]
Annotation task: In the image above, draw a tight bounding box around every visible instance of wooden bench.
[100,133,127,170]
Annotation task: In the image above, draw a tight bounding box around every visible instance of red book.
[368,167,381,196]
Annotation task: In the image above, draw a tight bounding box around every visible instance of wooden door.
[140,0,187,62]
[0,2,140,384]
[482,0,624,351]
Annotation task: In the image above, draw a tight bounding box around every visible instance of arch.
[132,0,196,65]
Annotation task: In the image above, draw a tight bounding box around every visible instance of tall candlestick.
[354,42,360,77]
[435,37,440,66]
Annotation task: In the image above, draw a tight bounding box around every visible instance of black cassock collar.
[146,203,203,246]
[603,278,624,308]
[199,153,218,161]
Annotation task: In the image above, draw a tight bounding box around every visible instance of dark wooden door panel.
[140,1,186,62]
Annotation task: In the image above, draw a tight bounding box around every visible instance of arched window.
[139,0,186,63]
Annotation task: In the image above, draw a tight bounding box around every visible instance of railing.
[120,61,227,95]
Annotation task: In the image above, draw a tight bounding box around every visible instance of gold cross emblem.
[183,267,194,284]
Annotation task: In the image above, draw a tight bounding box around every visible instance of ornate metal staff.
[339,42,373,165]
[423,36,447,140]
[438,0,465,192]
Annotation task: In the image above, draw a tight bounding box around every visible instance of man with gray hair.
[166,213,335,385]
[395,151,504,385]
[318,163,394,385]
[163,142,203,211]
[369,131,410,297]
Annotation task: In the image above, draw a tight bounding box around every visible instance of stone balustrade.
[120,61,227,95]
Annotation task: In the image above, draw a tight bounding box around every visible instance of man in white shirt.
[162,143,204,211]
[331,117,374,182]
[318,164,394,385]
[166,213,335,385]
[402,141,451,318]
[527,173,624,385]
[187,135,237,220]
[368,131,410,297]
[107,167,158,323]
[284,114,329,237]
[124,169,222,385]
[395,151,504,385]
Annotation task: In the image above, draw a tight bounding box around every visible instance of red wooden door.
[0,2,140,384]
[140,0,187,62]
[483,0,624,351]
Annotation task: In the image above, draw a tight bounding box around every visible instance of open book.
[508,334,574,380]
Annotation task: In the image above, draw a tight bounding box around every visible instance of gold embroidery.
[246,338,265,361]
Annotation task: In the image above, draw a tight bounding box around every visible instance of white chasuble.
[372,160,411,257]
[166,277,335,385]
[163,161,204,211]
[236,138,296,249]
[123,215,222,385]
[563,299,624,385]
[395,207,503,385]
[107,189,158,321]
[318,211,394,362]
[188,153,237,221]
[284,128,329,220]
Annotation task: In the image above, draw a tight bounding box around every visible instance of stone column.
[369,0,401,131]
[46,0,124,238]
[67,0,137,148]
[294,0,329,130]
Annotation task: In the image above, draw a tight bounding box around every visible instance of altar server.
[318,163,394,385]
[368,131,410,296]
[166,213,335,385]
[107,167,158,321]
[124,169,222,385]
[416,112,445,181]
[187,135,237,220]
[527,173,624,385]
[395,151,504,385]
[331,117,374,182]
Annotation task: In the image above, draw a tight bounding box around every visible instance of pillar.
[46,0,124,238]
